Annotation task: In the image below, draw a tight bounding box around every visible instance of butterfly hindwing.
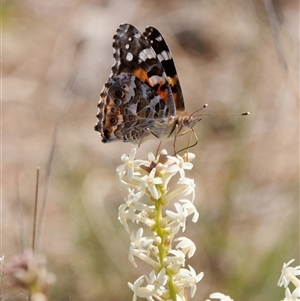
[96,74,172,143]
[143,26,185,111]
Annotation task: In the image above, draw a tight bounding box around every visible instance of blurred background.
[2,0,299,300]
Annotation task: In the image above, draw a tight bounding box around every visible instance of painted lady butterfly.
[95,23,199,143]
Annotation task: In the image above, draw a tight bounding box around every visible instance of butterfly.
[95,23,199,144]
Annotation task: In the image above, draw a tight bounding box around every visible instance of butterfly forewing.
[110,24,176,113]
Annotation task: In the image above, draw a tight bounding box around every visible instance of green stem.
[154,197,165,266]
[167,276,177,301]
[154,197,177,301]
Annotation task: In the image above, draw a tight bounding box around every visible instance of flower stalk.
[5,250,55,301]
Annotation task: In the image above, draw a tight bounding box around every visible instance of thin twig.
[15,159,26,251]
[36,40,83,254]
[32,167,40,253]
[263,0,299,105]
[36,82,73,254]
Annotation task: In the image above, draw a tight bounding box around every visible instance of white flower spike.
[117,148,202,301]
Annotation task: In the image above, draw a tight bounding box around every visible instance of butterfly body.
[95,23,198,144]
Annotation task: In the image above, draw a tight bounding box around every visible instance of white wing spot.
[128,37,132,41]
[156,35,163,41]
[157,50,171,62]
[149,75,163,86]
[125,44,130,49]
[126,52,133,61]
[139,48,155,62]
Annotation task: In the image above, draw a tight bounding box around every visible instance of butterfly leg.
[175,128,199,155]
[172,124,180,156]
[190,128,199,149]
[155,140,163,157]
[137,127,155,148]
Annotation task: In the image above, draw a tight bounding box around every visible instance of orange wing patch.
[133,67,170,104]
[133,68,149,83]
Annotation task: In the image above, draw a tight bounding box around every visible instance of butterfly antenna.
[189,104,208,121]
[193,111,250,118]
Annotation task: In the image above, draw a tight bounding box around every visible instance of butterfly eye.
[109,116,118,125]
[114,89,125,99]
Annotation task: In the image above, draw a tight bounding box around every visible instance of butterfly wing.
[111,23,176,116]
[143,26,185,111]
[95,74,174,143]
[95,24,182,143]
